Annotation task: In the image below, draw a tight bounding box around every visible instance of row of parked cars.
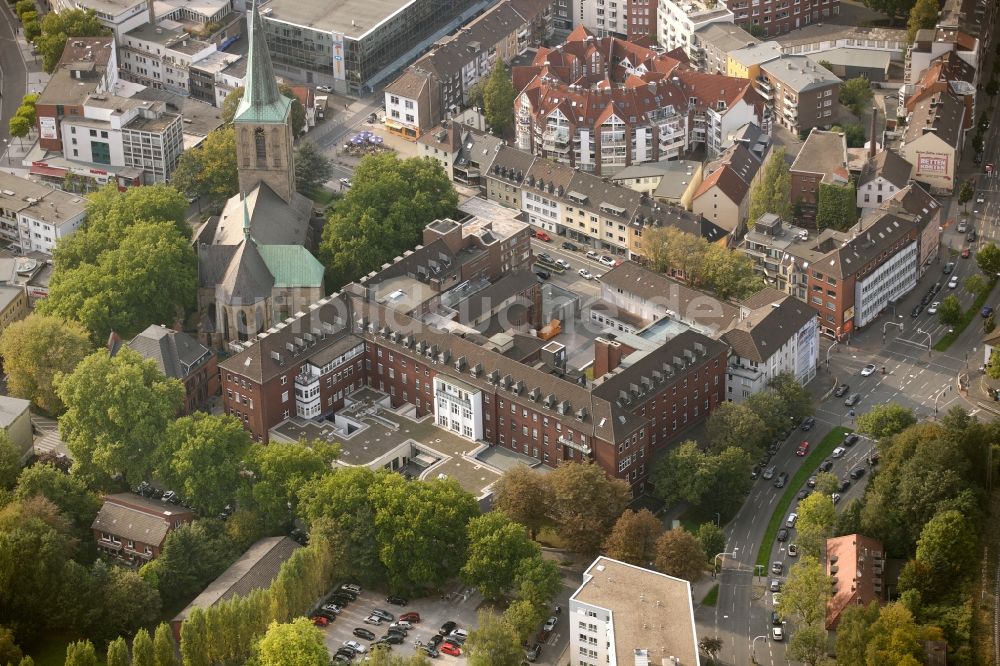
[311,585,427,662]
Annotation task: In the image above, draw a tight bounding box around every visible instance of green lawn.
[934,278,998,351]
[307,187,338,207]
[701,584,719,606]
[754,426,852,569]
[678,506,717,534]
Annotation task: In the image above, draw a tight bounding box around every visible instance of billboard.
[39,117,57,140]
[916,153,949,176]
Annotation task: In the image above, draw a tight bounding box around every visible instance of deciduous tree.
[839,77,874,117]
[63,640,98,666]
[95,566,162,643]
[705,402,768,457]
[787,624,831,666]
[153,623,179,666]
[170,127,238,203]
[35,9,109,72]
[157,413,252,516]
[483,62,516,137]
[964,273,990,299]
[549,462,630,555]
[503,600,544,645]
[131,628,155,666]
[105,638,128,666]
[491,465,552,538]
[865,603,937,664]
[938,294,962,325]
[701,244,765,299]
[514,555,562,610]
[816,181,857,231]
[240,439,339,532]
[860,0,915,23]
[907,0,940,43]
[814,471,840,498]
[257,619,329,666]
[748,147,793,223]
[604,509,663,566]
[958,181,974,211]
[915,509,977,588]
[465,611,522,666]
[855,403,916,440]
[654,528,705,582]
[461,513,540,599]
[0,314,92,415]
[0,626,22,666]
[767,373,812,422]
[775,555,828,626]
[7,116,30,145]
[795,492,837,557]
[745,390,793,440]
[976,242,1000,275]
[294,141,334,195]
[320,153,457,290]
[696,523,726,562]
[0,434,20,489]
[834,601,880,666]
[57,349,184,485]
[14,463,101,535]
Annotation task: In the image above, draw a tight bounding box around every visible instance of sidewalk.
[1,20,51,169]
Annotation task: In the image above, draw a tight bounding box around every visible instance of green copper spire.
[234,0,292,124]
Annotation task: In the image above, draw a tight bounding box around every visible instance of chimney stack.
[147,0,155,27]
[869,105,878,159]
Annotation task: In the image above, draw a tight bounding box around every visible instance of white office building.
[854,240,918,328]
[657,0,734,59]
[433,376,484,441]
[0,173,87,255]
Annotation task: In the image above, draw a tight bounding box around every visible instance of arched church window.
[255,128,267,163]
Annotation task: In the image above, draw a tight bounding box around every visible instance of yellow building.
[0,285,28,342]
[727,41,783,79]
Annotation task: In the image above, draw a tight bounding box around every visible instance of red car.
[796,441,809,456]
[440,643,461,656]
[534,230,551,242]
[399,612,421,623]
[962,247,971,258]
[311,615,330,627]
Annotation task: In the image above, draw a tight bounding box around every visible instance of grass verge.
[701,584,719,606]
[678,505,716,534]
[934,279,997,351]
[754,426,852,569]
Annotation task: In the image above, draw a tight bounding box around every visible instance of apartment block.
[691,22,758,73]
[0,173,87,254]
[758,55,841,134]
[120,21,215,95]
[898,90,968,194]
[726,0,840,37]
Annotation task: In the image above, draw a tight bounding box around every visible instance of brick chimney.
[869,105,878,159]
[147,0,155,27]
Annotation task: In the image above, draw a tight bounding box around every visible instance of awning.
[30,165,68,178]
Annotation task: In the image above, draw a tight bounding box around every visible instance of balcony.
[559,434,592,455]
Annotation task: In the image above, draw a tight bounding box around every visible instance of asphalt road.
[0,0,28,156]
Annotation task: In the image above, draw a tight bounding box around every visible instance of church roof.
[235,0,292,125]
[213,184,312,246]
[257,245,325,288]
[219,239,274,305]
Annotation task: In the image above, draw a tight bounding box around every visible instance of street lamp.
[713,549,739,575]
[826,339,839,367]
[2,139,8,167]
[751,635,767,664]
[714,512,721,527]
[882,321,903,343]
[916,328,933,357]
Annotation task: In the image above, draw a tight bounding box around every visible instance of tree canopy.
[491,466,551,538]
[855,403,916,440]
[976,242,1000,275]
[294,141,334,195]
[654,528,705,582]
[705,402,768,457]
[319,153,457,290]
[256,619,329,666]
[548,462,630,554]
[461,513,540,599]
[483,62,517,137]
[240,439,339,532]
[56,348,185,485]
[465,611,522,666]
[817,181,858,231]
[35,9,110,73]
[748,147,793,223]
[839,77,874,117]
[795,492,836,557]
[907,0,940,43]
[169,127,238,203]
[604,509,663,566]
[639,226,764,299]
[775,555,829,626]
[652,441,753,519]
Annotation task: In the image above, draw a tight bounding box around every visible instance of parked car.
[786,513,798,528]
[771,612,782,626]
[928,301,940,314]
[537,253,554,264]
[386,596,408,606]
[343,641,368,655]
[982,306,994,318]
[819,459,834,472]
[861,364,877,376]
[399,612,421,623]
[337,587,359,599]
[796,441,809,456]
[787,544,798,557]
[948,275,960,289]
[534,230,551,241]
[364,615,383,626]
[380,633,404,645]
[910,304,923,318]
[843,434,860,447]
[390,621,413,631]
[534,269,550,280]
[832,493,842,504]
[440,621,458,635]
[586,250,600,260]
[771,561,784,575]
[561,241,578,251]
[777,528,789,542]
[806,475,817,488]
[316,85,333,93]
[543,617,558,632]
[332,653,352,663]
[526,643,542,662]
[440,643,461,657]
[387,626,407,637]
[428,635,445,648]
[371,609,395,621]
[850,467,866,479]
[315,610,338,621]
[418,646,439,658]
[831,446,846,458]
[834,383,849,397]
[599,255,616,267]
[845,393,861,407]
[839,477,851,491]
[796,488,811,501]
[962,247,971,258]
[322,603,344,614]
[772,627,784,641]
[943,262,956,275]
[336,647,357,659]
[770,578,781,592]
[353,628,375,641]
[774,471,788,488]
[762,466,776,480]
[800,416,815,431]
[751,465,761,480]
[968,230,977,243]
[449,628,469,642]
[578,268,594,280]
[555,258,571,270]
[311,615,330,627]
[957,221,968,233]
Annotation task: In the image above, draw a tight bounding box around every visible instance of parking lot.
[316,583,483,662]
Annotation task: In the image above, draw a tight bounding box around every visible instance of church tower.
[234,0,296,203]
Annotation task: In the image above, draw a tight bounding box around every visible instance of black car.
[381,633,405,645]
[561,241,578,251]
[354,628,376,641]
[333,655,352,664]
[849,467,866,479]
[440,622,458,636]
[800,417,816,431]
[534,269,550,281]
[839,477,851,491]
[537,253,554,264]
[418,646,440,658]
[771,612,782,626]
[335,589,358,600]
[921,292,933,306]
[819,459,834,472]
[386,596,408,606]
[428,634,445,648]
[388,626,408,637]
[932,281,942,294]
[911,304,923,317]
[335,648,357,659]
[834,383,849,397]
[774,471,788,489]
[806,475,817,488]
[843,434,859,447]
[796,488,811,500]
[968,230,978,243]
[777,528,789,542]
[329,594,353,605]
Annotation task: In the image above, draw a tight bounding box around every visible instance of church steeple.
[233,0,297,203]
[235,0,291,123]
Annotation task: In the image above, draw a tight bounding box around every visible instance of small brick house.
[92,494,195,565]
